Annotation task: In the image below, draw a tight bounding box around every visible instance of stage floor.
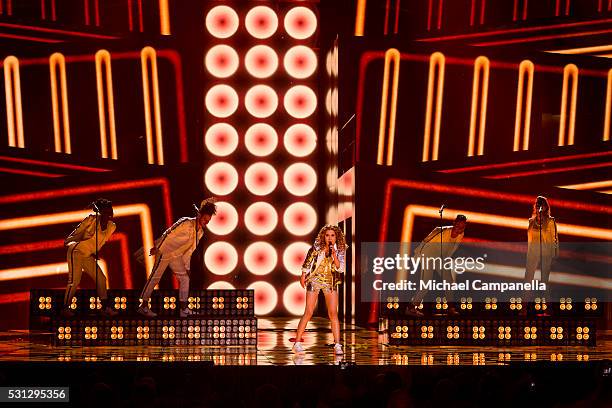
[1,318,610,366]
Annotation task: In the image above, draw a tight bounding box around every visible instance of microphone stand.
[92,203,100,309]
[538,206,543,307]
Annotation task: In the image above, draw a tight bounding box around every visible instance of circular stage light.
[245,45,278,79]
[204,242,238,275]
[245,123,278,157]
[247,281,278,315]
[244,241,277,275]
[206,201,238,235]
[245,202,278,236]
[205,84,239,118]
[283,202,317,236]
[283,85,317,119]
[205,5,239,39]
[245,6,278,39]
[244,162,278,196]
[284,45,317,79]
[205,45,239,78]
[283,124,317,157]
[283,281,306,315]
[204,123,238,156]
[284,7,317,40]
[207,281,235,290]
[283,241,311,275]
[245,85,278,118]
[283,163,317,196]
[204,162,238,196]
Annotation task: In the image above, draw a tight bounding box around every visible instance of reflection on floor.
[0,317,609,365]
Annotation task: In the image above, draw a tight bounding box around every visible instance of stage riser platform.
[52,318,258,346]
[385,318,596,346]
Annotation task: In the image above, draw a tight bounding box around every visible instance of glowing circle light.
[283,202,317,236]
[247,281,278,315]
[204,162,238,196]
[204,123,238,156]
[283,282,306,315]
[284,124,317,157]
[205,45,239,78]
[283,163,317,196]
[204,242,238,275]
[206,6,239,39]
[283,242,311,275]
[245,45,278,79]
[245,162,278,196]
[245,85,278,118]
[283,85,317,119]
[205,85,239,118]
[245,202,278,236]
[284,7,317,40]
[245,6,278,39]
[206,201,238,235]
[245,123,278,157]
[207,281,236,290]
[244,241,277,275]
[284,46,317,79]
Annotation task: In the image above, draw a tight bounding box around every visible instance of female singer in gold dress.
[292,225,347,355]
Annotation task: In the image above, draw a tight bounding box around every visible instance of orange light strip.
[559,64,578,146]
[468,56,489,157]
[95,50,118,159]
[604,69,611,141]
[49,53,72,154]
[0,260,107,285]
[559,180,612,191]
[547,44,612,55]
[354,0,367,36]
[513,60,534,151]
[377,48,400,166]
[140,47,164,165]
[422,52,445,162]
[0,204,155,277]
[159,0,171,35]
[3,56,24,148]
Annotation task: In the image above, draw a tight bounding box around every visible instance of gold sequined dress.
[305,256,337,293]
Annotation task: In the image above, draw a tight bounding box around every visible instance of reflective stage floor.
[0,318,610,366]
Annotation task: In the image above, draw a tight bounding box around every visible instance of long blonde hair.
[313,224,347,251]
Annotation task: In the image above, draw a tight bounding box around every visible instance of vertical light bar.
[468,56,489,156]
[603,68,611,142]
[377,48,400,166]
[95,50,118,159]
[140,47,164,165]
[513,60,534,151]
[159,0,171,35]
[49,53,72,154]
[3,56,24,148]
[354,0,367,36]
[558,63,578,147]
[422,52,445,162]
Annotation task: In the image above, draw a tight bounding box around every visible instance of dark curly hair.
[313,224,347,251]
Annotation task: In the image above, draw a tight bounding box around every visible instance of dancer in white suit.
[137,198,217,318]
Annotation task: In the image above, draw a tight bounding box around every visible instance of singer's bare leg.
[324,290,340,343]
[295,291,318,342]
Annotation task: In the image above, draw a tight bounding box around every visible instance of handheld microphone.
[327,242,333,258]
[92,202,100,213]
[193,204,200,214]
[538,205,543,214]
[439,204,446,214]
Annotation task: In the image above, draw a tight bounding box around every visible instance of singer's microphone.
[439,204,446,214]
[538,205,543,214]
[92,202,100,213]
[327,243,333,258]
[193,204,200,214]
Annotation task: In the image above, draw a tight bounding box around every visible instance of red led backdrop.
[200,2,321,316]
